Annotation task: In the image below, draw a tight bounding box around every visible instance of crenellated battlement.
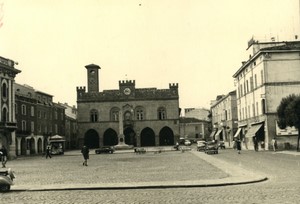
[76,86,86,92]
[119,80,135,86]
[169,83,178,89]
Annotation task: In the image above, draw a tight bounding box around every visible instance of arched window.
[2,83,7,98]
[90,109,98,122]
[158,107,166,120]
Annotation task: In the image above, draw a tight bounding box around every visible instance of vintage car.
[218,141,226,149]
[95,146,115,154]
[205,141,219,154]
[196,140,206,151]
[184,140,192,146]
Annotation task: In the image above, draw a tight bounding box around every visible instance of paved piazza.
[1,147,300,203]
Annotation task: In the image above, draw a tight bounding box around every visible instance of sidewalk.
[9,148,267,191]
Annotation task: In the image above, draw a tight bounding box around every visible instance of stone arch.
[124,127,136,146]
[159,126,174,146]
[84,129,99,148]
[140,127,155,147]
[21,137,27,155]
[29,137,36,154]
[103,128,118,146]
[37,138,43,153]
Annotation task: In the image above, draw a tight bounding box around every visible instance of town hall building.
[76,64,180,148]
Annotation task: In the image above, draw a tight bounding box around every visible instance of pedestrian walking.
[236,138,241,154]
[45,145,52,159]
[81,145,89,166]
[0,145,8,168]
[271,137,277,152]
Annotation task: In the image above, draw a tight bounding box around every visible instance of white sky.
[0,0,299,109]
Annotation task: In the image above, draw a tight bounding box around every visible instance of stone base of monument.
[114,135,134,150]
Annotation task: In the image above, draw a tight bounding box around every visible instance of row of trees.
[277,94,300,152]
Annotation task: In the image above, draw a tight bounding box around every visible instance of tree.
[277,94,300,151]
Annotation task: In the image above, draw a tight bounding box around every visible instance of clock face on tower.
[123,87,131,95]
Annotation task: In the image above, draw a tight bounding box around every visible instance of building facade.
[76,64,180,148]
[58,102,77,149]
[233,39,300,150]
[184,108,210,121]
[0,56,21,159]
[210,90,238,147]
[179,117,210,142]
[15,83,66,155]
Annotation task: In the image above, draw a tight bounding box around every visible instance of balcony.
[0,122,18,132]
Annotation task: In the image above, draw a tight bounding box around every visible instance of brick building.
[76,64,180,148]
[15,83,66,155]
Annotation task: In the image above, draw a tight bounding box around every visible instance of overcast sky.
[0,0,299,110]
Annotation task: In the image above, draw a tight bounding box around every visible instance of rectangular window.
[55,124,58,134]
[38,110,41,118]
[256,102,259,116]
[240,84,243,96]
[246,80,249,93]
[261,70,264,84]
[31,121,34,133]
[252,104,255,117]
[31,106,34,117]
[254,74,257,88]
[250,76,254,91]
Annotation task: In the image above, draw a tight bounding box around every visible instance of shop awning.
[234,128,242,138]
[245,124,263,138]
[209,130,217,138]
[214,129,222,141]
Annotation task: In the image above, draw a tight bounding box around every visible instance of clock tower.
[85,64,100,93]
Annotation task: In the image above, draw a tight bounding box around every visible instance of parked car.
[197,140,206,151]
[95,146,115,154]
[218,141,226,149]
[184,140,192,146]
[205,141,219,154]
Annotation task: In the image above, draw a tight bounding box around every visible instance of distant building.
[58,102,77,149]
[76,64,180,148]
[15,83,65,155]
[179,117,210,141]
[233,39,300,150]
[184,108,210,121]
[0,56,21,159]
[210,90,238,147]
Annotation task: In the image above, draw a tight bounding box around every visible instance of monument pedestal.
[114,134,133,150]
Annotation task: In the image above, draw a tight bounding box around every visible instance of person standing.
[253,137,259,151]
[81,145,89,166]
[271,137,277,152]
[45,145,52,159]
[0,145,8,168]
[236,138,241,154]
